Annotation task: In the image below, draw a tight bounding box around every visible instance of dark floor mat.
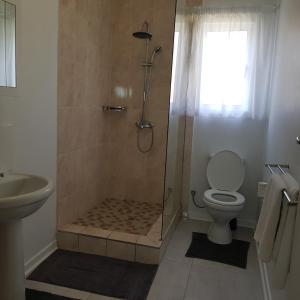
[26,289,78,300]
[185,232,250,269]
[28,250,158,300]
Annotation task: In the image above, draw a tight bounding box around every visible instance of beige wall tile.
[148,84,171,111]
[108,232,139,244]
[57,194,76,228]
[59,224,86,234]
[81,227,112,239]
[137,236,162,248]
[147,215,163,241]
[58,108,85,154]
[136,245,160,265]
[78,235,107,256]
[58,58,76,107]
[57,231,79,251]
[58,0,114,227]
[106,240,135,261]
[58,150,82,198]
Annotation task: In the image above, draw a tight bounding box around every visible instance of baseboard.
[237,218,257,229]
[188,211,212,223]
[188,212,256,229]
[256,242,272,300]
[25,240,57,277]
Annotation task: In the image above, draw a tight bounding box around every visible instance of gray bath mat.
[26,289,78,300]
[186,232,250,269]
[28,250,158,300]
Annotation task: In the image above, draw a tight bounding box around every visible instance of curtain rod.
[178,2,280,11]
[197,4,279,9]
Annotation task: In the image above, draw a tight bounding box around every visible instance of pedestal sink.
[0,173,54,300]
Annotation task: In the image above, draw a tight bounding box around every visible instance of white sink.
[0,173,54,222]
[0,173,54,300]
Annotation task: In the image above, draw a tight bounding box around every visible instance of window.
[0,0,16,88]
[200,29,249,115]
[171,8,277,119]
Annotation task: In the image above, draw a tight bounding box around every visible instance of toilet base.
[207,221,232,245]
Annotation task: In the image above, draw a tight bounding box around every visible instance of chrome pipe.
[265,163,298,206]
[277,164,287,175]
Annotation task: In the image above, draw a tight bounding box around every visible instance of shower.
[133,21,162,153]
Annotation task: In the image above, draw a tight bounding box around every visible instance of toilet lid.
[207,150,245,192]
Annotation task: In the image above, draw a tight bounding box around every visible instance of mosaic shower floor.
[73,198,163,235]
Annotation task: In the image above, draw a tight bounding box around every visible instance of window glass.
[200,30,249,114]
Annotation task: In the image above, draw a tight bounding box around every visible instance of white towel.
[254,174,286,262]
[271,173,299,289]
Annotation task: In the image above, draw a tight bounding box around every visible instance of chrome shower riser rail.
[132,21,162,153]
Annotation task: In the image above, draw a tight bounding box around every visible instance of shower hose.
[137,127,154,153]
[191,190,205,208]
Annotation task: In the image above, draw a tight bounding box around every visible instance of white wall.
[264,0,300,298]
[265,0,300,181]
[0,0,58,263]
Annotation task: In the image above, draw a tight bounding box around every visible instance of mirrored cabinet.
[0,0,16,88]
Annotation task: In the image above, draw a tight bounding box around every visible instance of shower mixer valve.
[136,120,154,129]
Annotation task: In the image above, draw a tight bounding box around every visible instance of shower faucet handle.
[136,120,154,129]
[0,167,9,178]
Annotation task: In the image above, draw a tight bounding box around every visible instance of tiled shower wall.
[108,0,176,204]
[58,0,113,227]
[58,0,176,228]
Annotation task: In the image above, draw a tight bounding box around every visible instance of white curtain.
[173,5,278,120]
[171,3,278,219]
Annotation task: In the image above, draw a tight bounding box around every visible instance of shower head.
[133,31,152,40]
[154,46,162,54]
[150,46,162,63]
[133,21,152,40]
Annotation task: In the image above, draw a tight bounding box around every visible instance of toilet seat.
[204,189,245,207]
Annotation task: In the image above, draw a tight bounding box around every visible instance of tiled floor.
[73,199,162,235]
[26,219,264,300]
[147,220,264,300]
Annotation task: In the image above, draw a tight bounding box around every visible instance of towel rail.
[265,164,298,206]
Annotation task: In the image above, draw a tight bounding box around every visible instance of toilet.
[203,150,246,245]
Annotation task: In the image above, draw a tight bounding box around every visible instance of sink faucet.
[0,167,9,178]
